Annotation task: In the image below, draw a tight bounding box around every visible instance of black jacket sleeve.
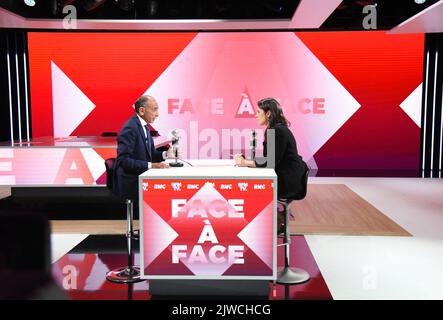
[273,126,288,168]
[254,126,287,169]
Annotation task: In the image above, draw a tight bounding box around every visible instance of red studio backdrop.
[28,31,424,172]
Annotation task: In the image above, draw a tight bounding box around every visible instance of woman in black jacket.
[235,98,307,232]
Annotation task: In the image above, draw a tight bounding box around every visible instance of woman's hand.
[234,153,257,168]
[234,153,246,167]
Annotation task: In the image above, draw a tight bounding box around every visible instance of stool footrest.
[126,231,139,240]
[106,266,144,283]
[276,267,310,285]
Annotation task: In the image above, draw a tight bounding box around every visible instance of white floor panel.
[309,177,443,237]
[306,235,443,300]
[51,233,89,263]
[306,178,443,299]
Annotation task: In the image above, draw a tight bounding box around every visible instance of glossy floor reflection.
[52,235,332,300]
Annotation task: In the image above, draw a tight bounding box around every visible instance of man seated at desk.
[113,95,173,218]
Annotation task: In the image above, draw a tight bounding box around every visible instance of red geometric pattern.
[297,31,424,170]
[27,31,424,172]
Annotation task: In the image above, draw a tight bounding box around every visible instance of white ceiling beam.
[388,0,443,34]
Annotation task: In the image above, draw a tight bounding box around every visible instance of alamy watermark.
[362,265,377,290]
[62,264,78,290]
[62,5,77,29]
[363,4,377,30]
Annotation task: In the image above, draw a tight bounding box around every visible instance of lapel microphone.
[251,129,257,160]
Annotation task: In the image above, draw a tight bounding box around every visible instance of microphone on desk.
[250,129,256,160]
[170,129,184,167]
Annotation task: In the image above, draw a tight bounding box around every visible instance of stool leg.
[277,201,310,285]
[127,199,133,269]
[283,203,291,268]
[106,199,144,283]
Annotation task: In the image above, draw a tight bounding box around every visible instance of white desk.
[142,159,276,178]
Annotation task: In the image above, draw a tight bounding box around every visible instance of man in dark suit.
[113,95,172,215]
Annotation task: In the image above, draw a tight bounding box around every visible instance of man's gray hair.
[134,95,154,113]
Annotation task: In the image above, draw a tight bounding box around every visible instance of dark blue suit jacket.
[113,115,164,200]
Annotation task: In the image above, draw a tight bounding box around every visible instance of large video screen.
[28,31,424,172]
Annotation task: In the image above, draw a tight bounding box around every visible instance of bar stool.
[104,158,144,283]
[276,165,310,285]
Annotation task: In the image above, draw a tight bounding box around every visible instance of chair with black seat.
[276,165,310,285]
[104,158,143,283]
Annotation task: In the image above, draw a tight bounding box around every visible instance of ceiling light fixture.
[24,0,36,6]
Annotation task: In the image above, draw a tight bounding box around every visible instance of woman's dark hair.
[257,97,290,128]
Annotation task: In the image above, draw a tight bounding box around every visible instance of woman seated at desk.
[234,97,308,233]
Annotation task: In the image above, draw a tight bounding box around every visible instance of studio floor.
[49,177,443,300]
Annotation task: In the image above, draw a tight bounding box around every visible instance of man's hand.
[152,162,169,169]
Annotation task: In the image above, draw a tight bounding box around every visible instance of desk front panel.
[140,178,276,280]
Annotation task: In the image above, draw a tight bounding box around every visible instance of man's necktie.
[144,125,152,157]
